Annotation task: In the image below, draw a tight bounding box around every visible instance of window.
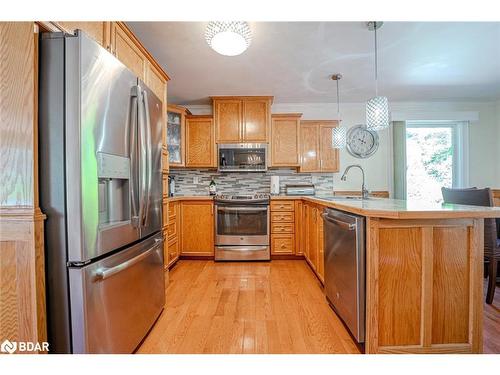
[393,121,469,203]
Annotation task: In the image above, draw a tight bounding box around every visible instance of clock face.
[346,125,379,158]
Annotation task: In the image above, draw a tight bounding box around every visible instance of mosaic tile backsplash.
[169,169,334,195]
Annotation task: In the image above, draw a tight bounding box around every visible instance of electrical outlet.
[193,176,199,184]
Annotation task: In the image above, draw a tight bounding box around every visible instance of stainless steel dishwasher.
[322,208,366,343]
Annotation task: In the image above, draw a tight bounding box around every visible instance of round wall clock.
[346,125,379,158]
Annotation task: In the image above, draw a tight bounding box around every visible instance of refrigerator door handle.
[142,89,152,226]
[137,88,147,226]
[94,239,162,280]
[129,86,140,227]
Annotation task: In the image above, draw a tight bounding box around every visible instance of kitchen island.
[274,195,500,354]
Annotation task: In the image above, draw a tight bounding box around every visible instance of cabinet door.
[57,22,109,48]
[145,63,166,106]
[271,116,300,166]
[167,109,185,166]
[300,124,320,172]
[303,204,310,260]
[185,116,215,168]
[215,100,242,143]
[308,206,318,271]
[319,123,340,172]
[317,207,325,282]
[180,201,214,256]
[295,201,303,255]
[111,23,146,80]
[242,99,269,142]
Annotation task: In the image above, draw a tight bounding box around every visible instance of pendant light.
[366,21,390,131]
[205,22,252,56]
[331,74,347,148]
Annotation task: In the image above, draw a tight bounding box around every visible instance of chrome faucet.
[340,164,369,199]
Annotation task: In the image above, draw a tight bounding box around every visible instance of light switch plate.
[193,176,199,184]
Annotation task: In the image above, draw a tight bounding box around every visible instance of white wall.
[185,100,500,194]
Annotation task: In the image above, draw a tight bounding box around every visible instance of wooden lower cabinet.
[270,200,297,255]
[165,201,180,268]
[180,201,214,256]
[302,201,325,283]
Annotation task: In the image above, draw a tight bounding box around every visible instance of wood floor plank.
[136,259,500,354]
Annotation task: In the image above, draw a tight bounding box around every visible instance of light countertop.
[167,194,500,219]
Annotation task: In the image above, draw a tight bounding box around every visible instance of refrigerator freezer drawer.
[69,234,165,353]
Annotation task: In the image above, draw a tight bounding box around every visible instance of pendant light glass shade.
[332,126,347,148]
[205,22,252,56]
[366,21,390,131]
[331,73,347,149]
[366,96,390,131]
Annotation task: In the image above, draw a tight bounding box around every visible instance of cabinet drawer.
[167,221,177,240]
[271,234,295,254]
[271,211,295,223]
[162,202,168,228]
[270,200,295,212]
[162,176,168,198]
[168,202,176,218]
[167,240,179,266]
[271,222,294,234]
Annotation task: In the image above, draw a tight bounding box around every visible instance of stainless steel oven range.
[214,193,271,261]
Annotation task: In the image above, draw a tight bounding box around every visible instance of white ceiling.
[127,22,500,105]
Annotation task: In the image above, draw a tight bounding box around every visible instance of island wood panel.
[55,22,110,48]
[180,201,214,256]
[366,217,484,354]
[431,226,469,344]
[270,114,301,167]
[377,227,422,347]
[242,99,269,142]
[214,100,242,143]
[299,123,320,172]
[0,23,47,352]
[185,115,216,168]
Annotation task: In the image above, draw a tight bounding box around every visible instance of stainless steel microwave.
[218,143,268,172]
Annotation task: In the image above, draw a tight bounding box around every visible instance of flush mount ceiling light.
[205,21,252,56]
[366,21,390,131]
[331,74,347,149]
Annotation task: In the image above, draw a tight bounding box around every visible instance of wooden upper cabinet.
[319,122,340,172]
[300,120,340,172]
[167,105,190,167]
[214,99,241,143]
[145,63,166,104]
[110,23,146,81]
[270,113,302,167]
[213,96,273,143]
[56,22,110,48]
[299,123,320,172]
[242,99,270,142]
[185,115,216,168]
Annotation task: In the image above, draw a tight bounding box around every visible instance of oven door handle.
[217,206,268,212]
[217,246,269,252]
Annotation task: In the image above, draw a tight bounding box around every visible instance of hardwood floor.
[137,259,500,354]
[137,260,360,354]
[483,277,500,354]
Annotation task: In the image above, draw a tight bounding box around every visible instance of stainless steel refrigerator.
[39,30,165,353]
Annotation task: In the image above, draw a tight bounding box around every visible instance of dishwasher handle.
[322,213,356,231]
